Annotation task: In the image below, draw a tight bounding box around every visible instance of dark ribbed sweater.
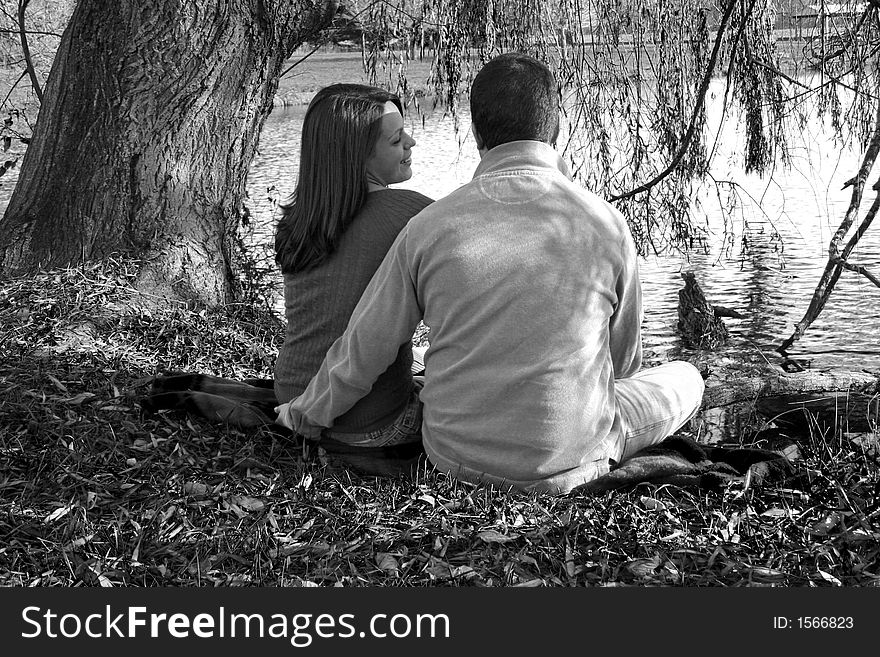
[274,189,433,432]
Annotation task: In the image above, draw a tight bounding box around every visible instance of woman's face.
[365,101,416,187]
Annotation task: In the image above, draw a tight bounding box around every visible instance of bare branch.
[778,90,880,353]
[838,259,880,288]
[0,28,62,37]
[280,42,323,78]
[17,0,43,105]
[0,68,28,108]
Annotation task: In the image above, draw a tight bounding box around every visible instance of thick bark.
[0,0,338,306]
[701,368,880,435]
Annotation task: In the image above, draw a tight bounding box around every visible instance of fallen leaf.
[306,541,331,556]
[808,512,841,536]
[748,566,787,581]
[93,567,114,588]
[477,529,519,544]
[183,481,210,497]
[515,553,539,567]
[58,392,97,405]
[624,555,662,578]
[817,569,842,586]
[46,374,68,392]
[847,433,879,454]
[44,504,73,524]
[841,529,880,544]
[231,495,265,513]
[556,508,573,525]
[780,443,803,461]
[64,534,95,550]
[450,565,477,580]
[640,496,667,511]
[376,552,399,575]
[425,558,453,580]
[564,540,576,579]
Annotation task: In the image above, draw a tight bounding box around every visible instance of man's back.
[406,140,643,493]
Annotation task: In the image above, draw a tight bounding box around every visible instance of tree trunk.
[703,369,880,410]
[0,0,338,306]
[700,368,880,437]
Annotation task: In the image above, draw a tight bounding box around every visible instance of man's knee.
[670,360,705,419]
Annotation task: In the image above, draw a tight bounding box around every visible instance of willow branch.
[839,260,880,288]
[17,0,42,105]
[1,68,28,108]
[0,28,62,37]
[610,0,742,202]
[778,94,880,353]
[280,42,323,78]
[829,177,880,289]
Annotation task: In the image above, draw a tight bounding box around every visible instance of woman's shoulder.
[371,188,434,213]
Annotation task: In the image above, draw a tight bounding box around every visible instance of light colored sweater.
[279,141,643,493]
[274,188,433,432]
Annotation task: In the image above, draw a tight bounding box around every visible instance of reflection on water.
[246,86,880,372]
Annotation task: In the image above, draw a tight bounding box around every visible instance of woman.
[273,83,433,455]
[144,84,432,474]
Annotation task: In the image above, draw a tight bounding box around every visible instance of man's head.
[469,52,559,154]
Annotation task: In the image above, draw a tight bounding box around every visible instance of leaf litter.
[1,257,879,587]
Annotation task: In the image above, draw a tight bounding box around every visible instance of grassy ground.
[1,258,879,587]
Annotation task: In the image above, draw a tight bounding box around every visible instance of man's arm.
[608,230,643,379]
[275,228,423,436]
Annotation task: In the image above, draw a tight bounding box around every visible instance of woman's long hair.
[274,84,403,274]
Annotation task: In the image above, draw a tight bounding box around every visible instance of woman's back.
[274,188,432,432]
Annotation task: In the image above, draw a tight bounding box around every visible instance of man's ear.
[470,122,485,152]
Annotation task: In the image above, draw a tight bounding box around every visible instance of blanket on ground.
[573,435,799,494]
[140,372,278,428]
[141,374,799,490]
[140,372,427,478]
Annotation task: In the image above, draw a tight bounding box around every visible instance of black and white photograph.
[0,1,877,653]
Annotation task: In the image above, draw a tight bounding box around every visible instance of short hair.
[275,84,403,274]
[469,53,559,151]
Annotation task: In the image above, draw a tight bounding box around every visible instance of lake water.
[1,76,876,373]
[245,79,880,373]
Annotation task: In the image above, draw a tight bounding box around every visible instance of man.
[276,52,705,494]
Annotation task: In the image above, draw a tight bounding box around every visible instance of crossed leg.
[613,361,706,463]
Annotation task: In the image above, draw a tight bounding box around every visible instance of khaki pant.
[613,361,706,463]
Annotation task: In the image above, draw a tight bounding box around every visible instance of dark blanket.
[141,372,278,429]
[140,372,427,478]
[141,374,798,490]
[573,435,799,494]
